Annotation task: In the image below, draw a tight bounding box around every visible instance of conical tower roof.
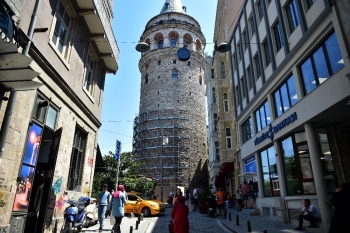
[159,0,187,14]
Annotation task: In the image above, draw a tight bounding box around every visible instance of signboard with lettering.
[245,155,256,173]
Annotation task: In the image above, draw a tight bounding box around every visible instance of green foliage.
[92,151,156,197]
[199,185,213,204]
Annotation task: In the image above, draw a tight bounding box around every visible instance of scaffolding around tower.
[133,109,195,188]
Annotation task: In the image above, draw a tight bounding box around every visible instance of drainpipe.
[0,0,42,160]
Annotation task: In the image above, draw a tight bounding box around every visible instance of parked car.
[124,192,165,217]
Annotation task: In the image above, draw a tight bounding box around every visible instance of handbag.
[168,220,174,233]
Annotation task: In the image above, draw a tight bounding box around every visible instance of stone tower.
[133,0,208,189]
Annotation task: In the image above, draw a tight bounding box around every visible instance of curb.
[218,218,238,233]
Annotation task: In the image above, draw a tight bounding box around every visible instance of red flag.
[217,115,220,122]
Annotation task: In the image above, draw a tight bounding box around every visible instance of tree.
[92,151,156,197]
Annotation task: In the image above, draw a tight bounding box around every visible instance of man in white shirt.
[295,199,320,230]
[192,185,198,211]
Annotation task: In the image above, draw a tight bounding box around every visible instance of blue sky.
[98,0,217,156]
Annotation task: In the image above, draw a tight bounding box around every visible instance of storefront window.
[281,129,336,196]
[260,146,280,197]
[281,136,300,195]
[316,128,337,193]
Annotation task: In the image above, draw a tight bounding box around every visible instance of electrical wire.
[99,129,133,138]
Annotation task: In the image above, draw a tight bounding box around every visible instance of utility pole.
[115,140,122,190]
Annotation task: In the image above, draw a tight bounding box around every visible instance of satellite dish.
[217,42,231,53]
[136,42,150,52]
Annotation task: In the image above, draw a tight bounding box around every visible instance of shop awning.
[214,162,234,186]
[94,144,105,172]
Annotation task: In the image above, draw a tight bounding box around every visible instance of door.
[124,194,141,214]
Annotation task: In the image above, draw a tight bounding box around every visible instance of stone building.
[133,0,208,195]
[226,0,350,228]
[0,0,118,232]
[209,0,244,196]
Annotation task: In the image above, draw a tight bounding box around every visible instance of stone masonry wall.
[134,11,209,188]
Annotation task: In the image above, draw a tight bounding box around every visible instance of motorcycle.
[84,198,98,227]
[61,197,90,233]
[206,196,217,218]
[167,196,173,205]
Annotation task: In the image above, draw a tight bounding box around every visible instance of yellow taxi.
[124,192,165,217]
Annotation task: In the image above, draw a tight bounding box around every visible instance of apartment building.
[0,0,119,232]
[210,0,244,195]
[229,0,349,226]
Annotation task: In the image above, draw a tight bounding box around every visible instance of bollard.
[140,213,144,221]
[263,230,267,233]
[236,215,239,226]
[138,214,141,222]
[136,220,139,230]
[129,226,133,233]
[229,213,231,221]
[247,220,252,232]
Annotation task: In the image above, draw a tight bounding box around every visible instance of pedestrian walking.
[192,185,198,211]
[248,181,256,209]
[172,188,183,205]
[108,185,127,233]
[185,189,191,206]
[96,184,111,231]
[171,196,189,233]
[216,186,225,218]
[241,181,248,208]
[236,184,243,211]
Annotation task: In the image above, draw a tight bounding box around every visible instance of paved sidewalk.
[219,208,328,233]
[82,215,153,233]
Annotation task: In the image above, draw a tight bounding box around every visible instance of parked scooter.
[61,197,90,232]
[167,196,173,205]
[206,196,217,218]
[84,197,98,227]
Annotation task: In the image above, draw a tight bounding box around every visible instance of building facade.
[204,55,220,190]
[210,0,244,196]
[0,0,119,232]
[227,0,349,227]
[133,0,208,193]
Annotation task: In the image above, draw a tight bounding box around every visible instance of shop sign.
[245,155,256,173]
[254,112,297,146]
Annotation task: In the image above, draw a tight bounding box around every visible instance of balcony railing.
[0,0,20,46]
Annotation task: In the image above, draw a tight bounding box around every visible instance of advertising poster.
[245,155,257,173]
[23,123,43,166]
[13,165,34,211]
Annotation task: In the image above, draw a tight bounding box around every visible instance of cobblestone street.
[149,207,231,233]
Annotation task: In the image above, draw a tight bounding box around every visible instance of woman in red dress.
[171,195,189,233]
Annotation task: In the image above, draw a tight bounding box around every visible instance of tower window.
[199,76,202,85]
[158,60,161,65]
[164,3,169,10]
[172,70,178,79]
[171,39,177,48]
[158,91,159,95]
[182,6,186,12]
[173,59,176,64]
[158,40,164,49]
[188,61,190,66]
[144,75,148,84]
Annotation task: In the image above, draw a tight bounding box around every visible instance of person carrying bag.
[107,185,126,233]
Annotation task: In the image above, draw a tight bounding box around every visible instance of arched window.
[183,40,189,48]
[171,38,176,47]
[158,40,164,49]
[172,70,178,79]
[196,40,202,50]
[199,76,202,85]
[223,93,229,112]
[145,38,151,46]
[183,33,193,48]
[144,75,148,84]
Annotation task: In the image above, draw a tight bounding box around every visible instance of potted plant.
[198,186,213,214]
